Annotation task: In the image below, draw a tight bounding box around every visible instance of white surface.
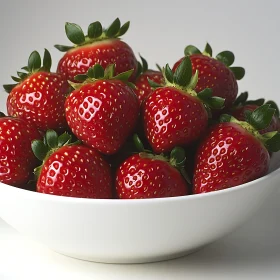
[0,189,280,280]
[1,0,280,278]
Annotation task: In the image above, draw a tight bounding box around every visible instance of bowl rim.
[1,160,280,205]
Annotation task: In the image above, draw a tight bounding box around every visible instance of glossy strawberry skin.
[116,154,188,199]
[57,39,138,82]
[65,80,139,155]
[0,117,41,186]
[37,145,112,198]
[143,87,208,153]
[231,104,278,134]
[193,123,270,194]
[134,70,163,104]
[6,71,69,132]
[173,55,238,108]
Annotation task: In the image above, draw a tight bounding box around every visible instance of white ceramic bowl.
[0,154,279,264]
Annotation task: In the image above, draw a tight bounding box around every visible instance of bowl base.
[54,246,205,264]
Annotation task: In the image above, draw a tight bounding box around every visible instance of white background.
[0,0,280,279]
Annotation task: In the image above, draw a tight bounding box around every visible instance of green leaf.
[184,45,201,56]
[147,78,162,88]
[164,64,174,83]
[230,67,245,80]
[139,55,148,73]
[74,74,88,82]
[58,132,72,147]
[265,132,280,152]
[220,114,232,123]
[114,69,134,81]
[43,49,52,71]
[174,56,192,87]
[46,130,58,148]
[244,110,252,121]
[207,96,225,109]
[87,67,95,79]
[233,91,248,106]
[65,22,85,45]
[170,147,186,167]
[88,21,103,38]
[266,100,279,118]
[156,63,162,72]
[178,167,191,185]
[197,88,212,99]
[3,84,16,93]
[92,64,105,79]
[262,131,277,142]
[247,104,276,130]
[127,82,136,89]
[105,18,121,37]
[188,69,198,89]
[11,76,21,82]
[216,51,235,66]
[204,42,212,56]
[31,140,48,161]
[118,21,130,36]
[136,61,143,78]
[246,98,265,106]
[54,44,74,52]
[28,51,41,71]
[104,64,115,79]
[133,134,145,152]
[0,112,6,118]
[17,71,28,80]
[21,66,29,71]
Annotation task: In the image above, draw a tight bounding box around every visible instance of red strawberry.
[172,43,245,109]
[116,144,189,199]
[65,64,139,155]
[143,56,224,153]
[55,18,137,82]
[4,49,69,132]
[230,92,279,134]
[134,56,163,104]
[0,114,41,186]
[32,130,112,198]
[193,105,280,194]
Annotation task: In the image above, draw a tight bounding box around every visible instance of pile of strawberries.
[1,18,280,199]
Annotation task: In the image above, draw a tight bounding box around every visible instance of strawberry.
[230,92,279,134]
[172,43,245,109]
[65,64,139,155]
[32,130,112,198]
[116,136,189,199]
[143,56,225,153]
[0,113,41,186]
[193,104,280,194]
[4,49,69,132]
[134,56,164,104]
[55,18,138,82]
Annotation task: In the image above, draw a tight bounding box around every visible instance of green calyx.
[148,56,225,110]
[54,18,130,52]
[184,42,245,80]
[220,104,280,152]
[69,63,135,90]
[135,55,149,78]
[3,49,52,93]
[134,134,191,184]
[31,130,80,179]
[233,91,265,107]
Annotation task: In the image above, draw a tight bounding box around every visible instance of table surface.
[0,188,279,280]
